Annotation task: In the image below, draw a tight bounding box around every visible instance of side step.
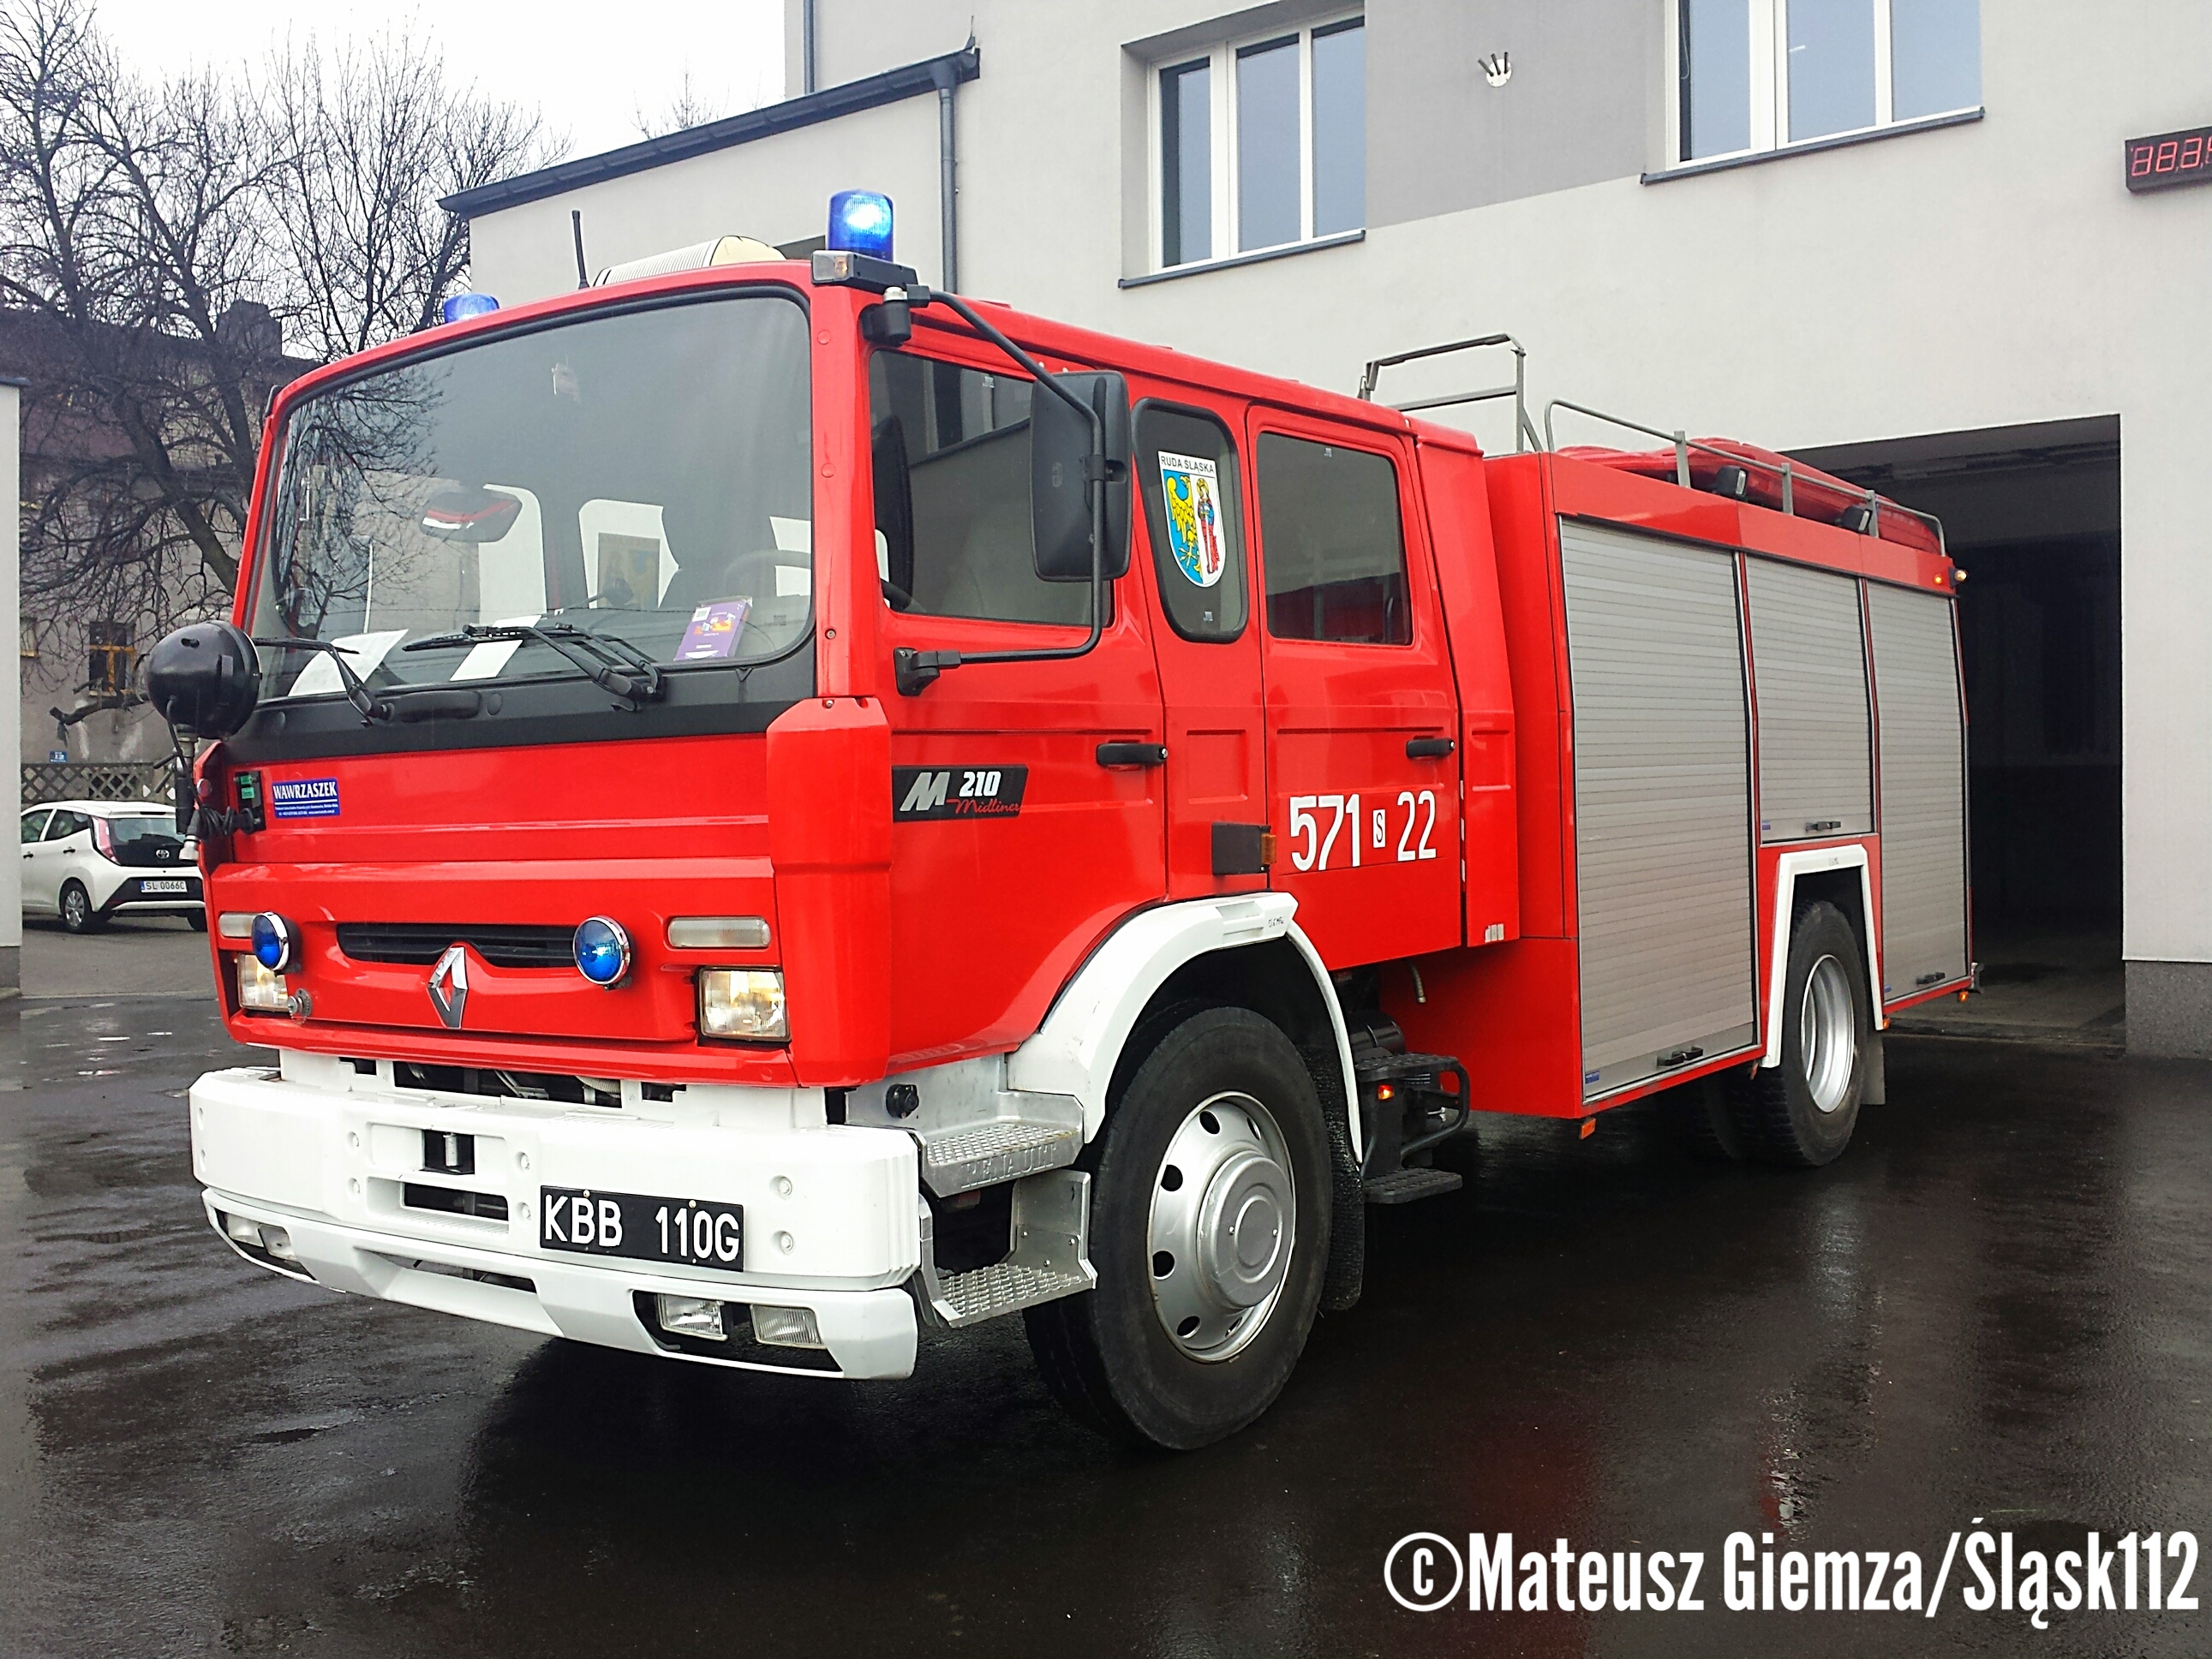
[1362,1167,1463,1205]
[915,1170,1097,1327]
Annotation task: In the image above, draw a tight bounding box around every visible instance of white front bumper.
[190,1062,922,1379]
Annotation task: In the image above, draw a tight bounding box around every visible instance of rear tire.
[59,881,102,934]
[1663,1074,1748,1162]
[1025,1006,1330,1450]
[1737,899,1868,1167]
[186,911,207,932]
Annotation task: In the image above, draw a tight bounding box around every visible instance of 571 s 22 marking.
[1288,790,1438,872]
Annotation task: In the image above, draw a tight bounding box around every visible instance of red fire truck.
[146,215,1969,1450]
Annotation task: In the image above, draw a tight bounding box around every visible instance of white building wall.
[465,0,2212,1043]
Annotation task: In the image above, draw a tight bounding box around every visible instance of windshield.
[249,294,812,704]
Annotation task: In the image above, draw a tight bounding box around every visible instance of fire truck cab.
[150,221,1968,1450]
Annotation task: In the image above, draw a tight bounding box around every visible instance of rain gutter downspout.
[930,45,966,294]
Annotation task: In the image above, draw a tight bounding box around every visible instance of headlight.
[696,969,786,1041]
[237,956,289,1012]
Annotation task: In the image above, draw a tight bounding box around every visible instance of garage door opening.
[1795,417,2123,1044]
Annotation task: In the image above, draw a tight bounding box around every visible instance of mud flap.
[1862,1029,1886,1106]
[1302,1044,1365,1314]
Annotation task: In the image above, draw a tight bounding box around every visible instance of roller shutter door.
[1746,558,1874,843]
[1561,521,1758,1100]
[1866,584,1969,1000]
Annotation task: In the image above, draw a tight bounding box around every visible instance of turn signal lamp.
[697,969,787,1041]
[440,292,499,324]
[250,911,296,971]
[217,911,254,940]
[573,916,633,987]
[667,916,770,951]
[828,189,894,260]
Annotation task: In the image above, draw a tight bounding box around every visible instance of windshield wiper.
[402,621,664,708]
[252,637,392,724]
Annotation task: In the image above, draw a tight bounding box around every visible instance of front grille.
[338,922,573,968]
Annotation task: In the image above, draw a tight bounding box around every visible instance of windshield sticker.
[290,630,405,698]
[270,778,341,821]
[451,616,537,681]
[1158,451,1226,589]
[677,599,753,660]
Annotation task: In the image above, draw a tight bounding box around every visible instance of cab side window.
[1256,432,1412,645]
[1136,405,1246,642]
[868,349,1091,627]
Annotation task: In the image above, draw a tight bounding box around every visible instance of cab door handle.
[1406,737,1456,759]
[1097,742,1168,768]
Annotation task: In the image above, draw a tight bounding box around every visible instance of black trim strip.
[442,49,982,219]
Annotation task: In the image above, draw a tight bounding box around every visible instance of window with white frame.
[1157,14,1364,272]
[1673,0,1979,165]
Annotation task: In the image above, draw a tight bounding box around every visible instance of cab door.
[19,808,53,913]
[1246,412,1462,967]
[870,341,1166,1067]
[1130,397,1266,898]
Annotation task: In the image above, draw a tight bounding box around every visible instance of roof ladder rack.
[1541,398,1948,556]
[1356,333,1539,454]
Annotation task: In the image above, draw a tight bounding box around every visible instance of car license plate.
[538,1186,744,1267]
[140,879,190,895]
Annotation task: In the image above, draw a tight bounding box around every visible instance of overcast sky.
[85,0,786,164]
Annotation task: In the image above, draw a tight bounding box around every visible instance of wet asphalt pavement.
[1,999,2205,1658]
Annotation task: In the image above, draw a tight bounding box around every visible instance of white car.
[20,800,204,934]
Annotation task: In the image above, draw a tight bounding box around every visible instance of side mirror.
[1031,371,1131,584]
[144,620,260,739]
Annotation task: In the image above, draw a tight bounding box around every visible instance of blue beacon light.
[573,916,633,988]
[828,189,895,260]
[440,292,500,325]
[250,912,296,972]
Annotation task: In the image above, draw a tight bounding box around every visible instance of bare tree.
[634,68,729,140]
[264,29,559,358]
[0,0,559,718]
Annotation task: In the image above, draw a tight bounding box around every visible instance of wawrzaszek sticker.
[270,778,341,820]
[1159,451,1226,588]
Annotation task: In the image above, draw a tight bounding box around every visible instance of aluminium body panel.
[1559,519,1759,1099]
[1865,582,1970,1000]
[1745,557,1874,844]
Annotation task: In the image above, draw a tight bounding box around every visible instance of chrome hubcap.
[1799,953,1857,1114]
[1148,1091,1294,1362]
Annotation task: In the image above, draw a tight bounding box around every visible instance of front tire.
[1737,899,1868,1167]
[59,881,102,934]
[1025,1006,1330,1450]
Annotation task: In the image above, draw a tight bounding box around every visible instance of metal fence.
[21,761,175,808]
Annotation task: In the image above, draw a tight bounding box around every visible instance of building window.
[87,621,134,694]
[1155,15,1364,272]
[1675,0,1979,164]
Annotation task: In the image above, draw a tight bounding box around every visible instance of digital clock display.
[2125,125,2212,194]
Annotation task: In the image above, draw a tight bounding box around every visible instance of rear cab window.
[1255,432,1413,645]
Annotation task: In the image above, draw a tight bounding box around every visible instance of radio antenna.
[571,211,589,289]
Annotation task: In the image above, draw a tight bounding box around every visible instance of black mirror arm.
[892,288,1109,696]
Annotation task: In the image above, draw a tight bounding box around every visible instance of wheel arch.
[1006,893,1360,1161]
[1762,847,1883,1071]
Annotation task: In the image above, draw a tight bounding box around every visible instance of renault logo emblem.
[427,944,469,1029]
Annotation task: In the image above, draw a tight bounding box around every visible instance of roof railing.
[1542,397,1949,558]
[1356,333,1539,454]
